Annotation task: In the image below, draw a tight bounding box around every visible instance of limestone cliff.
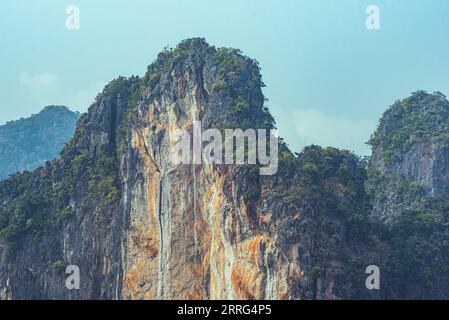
[0,39,371,300]
[369,91,449,222]
[370,91,449,199]
[367,91,449,299]
[1,39,448,300]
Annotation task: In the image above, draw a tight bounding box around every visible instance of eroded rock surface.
[2,40,448,300]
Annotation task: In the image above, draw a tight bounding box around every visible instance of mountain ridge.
[0,38,448,299]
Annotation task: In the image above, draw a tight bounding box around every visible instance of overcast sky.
[1,0,449,155]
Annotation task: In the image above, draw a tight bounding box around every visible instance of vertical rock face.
[396,143,449,197]
[0,39,369,300]
[7,39,449,300]
[367,91,449,299]
[370,91,449,199]
[115,40,360,300]
[0,80,134,299]
[369,91,449,225]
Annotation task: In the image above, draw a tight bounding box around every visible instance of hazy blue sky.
[1,0,449,155]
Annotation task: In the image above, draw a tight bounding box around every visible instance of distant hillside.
[0,106,80,179]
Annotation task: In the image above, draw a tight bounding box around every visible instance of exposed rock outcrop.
[0,39,371,300]
[1,40,449,300]
[370,91,449,198]
[367,91,449,299]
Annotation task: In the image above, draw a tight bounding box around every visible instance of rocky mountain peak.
[369,90,449,197]
[1,40,449,300]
